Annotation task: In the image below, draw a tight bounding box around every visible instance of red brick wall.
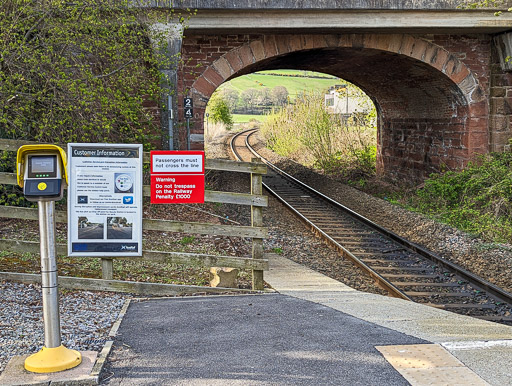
[178,33,494,182]
[489,43,512,153]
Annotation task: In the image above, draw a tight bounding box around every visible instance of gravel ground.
[0,281,127,373]
[245,131,512,294]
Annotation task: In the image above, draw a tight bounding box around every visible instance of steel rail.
[231,129,410,300]
[231,129,512,313]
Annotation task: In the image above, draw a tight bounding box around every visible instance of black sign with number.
[184,97,193,119]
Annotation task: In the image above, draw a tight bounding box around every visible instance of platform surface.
[100,253,512,385]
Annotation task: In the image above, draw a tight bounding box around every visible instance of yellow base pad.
[25,345,82,373]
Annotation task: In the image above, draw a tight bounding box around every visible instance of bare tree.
[272,86,289,106]
[241,88,259,113]
[221,88,240,110]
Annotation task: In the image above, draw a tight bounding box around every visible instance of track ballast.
[231,129,512,325]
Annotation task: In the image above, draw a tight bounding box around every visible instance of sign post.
[184,97,193,150]
[150,151,205,204]
[67,144,143,257]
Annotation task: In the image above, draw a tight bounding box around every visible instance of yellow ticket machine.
[17,144,67,201]
[16,145,81,373]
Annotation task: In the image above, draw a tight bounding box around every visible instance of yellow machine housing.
[16,145,67,202]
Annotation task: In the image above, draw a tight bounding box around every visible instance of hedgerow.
[404,152,512,242]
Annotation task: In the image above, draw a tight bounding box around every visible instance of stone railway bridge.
[142,0,512,181]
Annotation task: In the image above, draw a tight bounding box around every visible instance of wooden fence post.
[251,158,264,291]
[101,258,113,280]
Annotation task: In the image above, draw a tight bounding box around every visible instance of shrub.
[260,92,377,176]
[0,0,189,147]
[407,152,512,242]
[207,94,234,130]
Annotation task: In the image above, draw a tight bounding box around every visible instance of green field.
[218,70,341,123]
[232,114,269,124]
[218,70,341,102]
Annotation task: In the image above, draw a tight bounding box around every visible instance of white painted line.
[442,340,512,350]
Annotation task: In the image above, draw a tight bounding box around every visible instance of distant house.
[324,85,368,116]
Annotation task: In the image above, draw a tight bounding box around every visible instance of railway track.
[231,129,512,324]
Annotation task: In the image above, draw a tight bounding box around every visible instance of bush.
[0,0,187,147]
[207,94,234,130]
[407,152,512,242]
[0,151,33,207]
[260,92,377,177]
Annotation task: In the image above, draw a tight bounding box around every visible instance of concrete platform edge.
[90,298,132,380]
[264,253,512,386]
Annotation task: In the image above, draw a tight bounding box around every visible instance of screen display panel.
[31,156,55,173]
[28,155,57,177]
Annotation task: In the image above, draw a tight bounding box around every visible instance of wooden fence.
[0,139,268,294]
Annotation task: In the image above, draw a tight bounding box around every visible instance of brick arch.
[189,34,488,181]
[194,34,481,104]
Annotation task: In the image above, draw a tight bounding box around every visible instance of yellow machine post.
[24,345,82,373]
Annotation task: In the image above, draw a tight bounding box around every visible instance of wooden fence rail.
[0,139,268,292]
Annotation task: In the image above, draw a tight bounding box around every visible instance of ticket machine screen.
[28,155,57,178]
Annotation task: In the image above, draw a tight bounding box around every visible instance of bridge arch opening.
[204,69,377,174]
[188,34,486,182]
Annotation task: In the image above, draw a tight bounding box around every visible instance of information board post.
[186,119,190,150]
[39,201,61,349]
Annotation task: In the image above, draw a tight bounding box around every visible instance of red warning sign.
[151,174,205,204]
[150,151,205,204]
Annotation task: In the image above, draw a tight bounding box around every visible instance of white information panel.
[67,143,143,256]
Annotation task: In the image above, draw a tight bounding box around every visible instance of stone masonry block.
[325,34,339,47]
[470,100,489,117]
[386,34,403,53]
[410,39,429,61]
[492,131,512,147]
[303,35,316,50]
[458,74,478,98]
[288,34,305,52]
[210,267,239,288]
[338,34,352,48]
[263,35,278,58]
[470,85,486,103]
[432,48,449,73]
[213,57,233,80]
[490,98,512,116]
[362,34,378,50]
[489,114,509,130]
[225,50,244,73]
[370,34,394,52]
[444,55,458,76]
[238,44,255,67]
[350,34,364,49]
[451,65,470,85]
[492,87,506,98]
[193,77,215,98]
[275,35,292,54]
[203,67,224,87]
[399,35,416,56]
[312,35,327,48]
[250,40,266,62]
[424,44,439,64]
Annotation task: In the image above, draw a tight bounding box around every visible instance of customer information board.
[67,143,143,257]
